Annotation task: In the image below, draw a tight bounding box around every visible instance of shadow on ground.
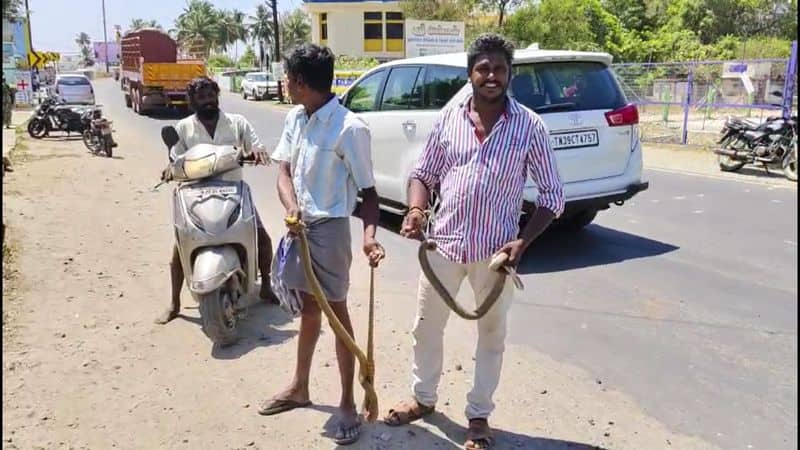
[371,209,678,274]
[173,297,296,359]
[517,225,679,274]
[293,405,606,449]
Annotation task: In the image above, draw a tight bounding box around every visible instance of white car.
[340,49,649,229]
[55,74,95,105]
[241,72,278,100]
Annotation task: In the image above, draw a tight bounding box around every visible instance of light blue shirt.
[272,96,376,222]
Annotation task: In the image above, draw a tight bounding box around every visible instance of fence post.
[782,40,797,119]
[682,65,694,145]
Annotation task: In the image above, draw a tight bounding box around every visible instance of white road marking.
[785,240,797,246]
[693,210,704,214]
[673,196,686,200]
[647,166,796,189]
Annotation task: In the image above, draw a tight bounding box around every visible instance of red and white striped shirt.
[412,94,564,264]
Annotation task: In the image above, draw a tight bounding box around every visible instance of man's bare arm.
[277,161,300,217]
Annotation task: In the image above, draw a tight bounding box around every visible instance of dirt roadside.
[2,130,715,450]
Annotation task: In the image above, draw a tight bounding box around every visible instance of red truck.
[119,29,206,115]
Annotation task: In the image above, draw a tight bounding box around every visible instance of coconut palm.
[174,0,220,58]
[249,3,275,70]
[280,9,311,55]
[75,32,94,67]
[128,18,162,32]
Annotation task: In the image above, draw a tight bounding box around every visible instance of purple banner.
[92,42,120,65]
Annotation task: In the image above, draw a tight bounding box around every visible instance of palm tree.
[128,18,162,32]
[249,3,275,70]
[280,9,311,56]
[174,0,220,58]
[230,9,249,61]
[75,32,94,67]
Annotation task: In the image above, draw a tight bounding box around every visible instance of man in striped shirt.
[384,34,564,449]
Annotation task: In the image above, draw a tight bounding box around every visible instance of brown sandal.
[383,399,435,426]
[464,418,495,450]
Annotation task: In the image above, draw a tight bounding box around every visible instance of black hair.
[283,44,335,93]
[467,33,515,74]
[186,76,220,101]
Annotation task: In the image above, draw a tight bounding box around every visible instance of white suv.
[241,71,278,100]
[340,49,649,229]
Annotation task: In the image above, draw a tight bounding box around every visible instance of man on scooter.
[155,76,277,325]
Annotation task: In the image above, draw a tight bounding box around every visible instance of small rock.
[182,439,188,443]
[455,364,463,371]
[246,441,255,446]
[666,439,671,446]
[588,419,595,426]
[604,432,610,437]
[82,360,91,367]
[608,421,614,425]
[379,432,391,442]
[115,325,120,330]
[406,430,416,437]
[539,389,547,395]
[243,404,250,408]
[596,379,602,385]
[119,292,124,298]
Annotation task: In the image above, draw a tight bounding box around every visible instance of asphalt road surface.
[96,78,797,449]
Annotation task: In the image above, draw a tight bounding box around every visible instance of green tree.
[239,45,257,68]
[128,18,162,32]
[249,3,275,69]
[75,32,94,67]
[478,0,520,27]
[400,0,472,21]
[280,9,311,56]
[3,0,23,22]
[173,0,221,58]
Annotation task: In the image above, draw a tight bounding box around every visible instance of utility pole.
[271,0,284,102]
[101,0,110,73]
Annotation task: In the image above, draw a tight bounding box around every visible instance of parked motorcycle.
[27,95,94,139]
[715,114,797,181]
[81,107,116,158]
[157,126,261,346]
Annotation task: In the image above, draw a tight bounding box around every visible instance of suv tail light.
[605,104,639,127]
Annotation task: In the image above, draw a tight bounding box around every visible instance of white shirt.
[272,96,376,222]
[171,112,265,179]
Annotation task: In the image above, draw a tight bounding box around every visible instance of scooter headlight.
[183,154,217,179]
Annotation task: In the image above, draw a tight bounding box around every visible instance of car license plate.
[550,130,599,150]
[191,186,238,196]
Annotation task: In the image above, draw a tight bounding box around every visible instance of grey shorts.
[273,218,352,302]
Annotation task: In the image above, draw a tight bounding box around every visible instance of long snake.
[284,216,379,422]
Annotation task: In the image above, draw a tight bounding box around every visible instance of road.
[100,78,797,449]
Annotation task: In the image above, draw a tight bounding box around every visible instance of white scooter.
[159,126,260,346]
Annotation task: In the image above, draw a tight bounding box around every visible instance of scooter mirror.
[161,126,180,150]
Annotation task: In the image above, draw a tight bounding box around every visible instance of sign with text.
[405,19,465,58]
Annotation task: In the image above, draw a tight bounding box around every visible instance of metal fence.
[612,41,798,146]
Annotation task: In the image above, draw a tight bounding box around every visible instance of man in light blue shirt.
[259,44,384,446]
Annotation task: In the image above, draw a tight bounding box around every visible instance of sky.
[27,0,303,54]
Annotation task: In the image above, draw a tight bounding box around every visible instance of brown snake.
[285,216,379,422]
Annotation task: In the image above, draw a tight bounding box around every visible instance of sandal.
[464,418,495,450]
[333,417,362,445]
[257,398,312,416]
[383,399,435,426]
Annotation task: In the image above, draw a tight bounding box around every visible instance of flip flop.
[333,419,362,445]
[464,418,495,450]
[384,399,435,426]
[257,398,312,416]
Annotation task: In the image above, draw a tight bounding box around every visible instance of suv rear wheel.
[559,210,598,231]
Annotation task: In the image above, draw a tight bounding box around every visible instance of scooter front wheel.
[198,289,238,346]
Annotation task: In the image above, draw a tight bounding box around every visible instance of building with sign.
[305,0,406,61]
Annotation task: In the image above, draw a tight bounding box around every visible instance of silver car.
[55,74,95,105]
